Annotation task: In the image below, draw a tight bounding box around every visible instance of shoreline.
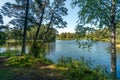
[116,44,120,48]
[6,39,120,48]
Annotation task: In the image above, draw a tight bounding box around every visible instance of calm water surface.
[46,40,120,78]
[0,40,120,78]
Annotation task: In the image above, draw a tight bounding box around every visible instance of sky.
[0,0,79,34]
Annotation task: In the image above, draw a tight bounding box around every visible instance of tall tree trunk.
[21,0,29,54]
[40,13,54,46]
[33,0,46,42]
[29,0,46,54]
[110,0,116,79]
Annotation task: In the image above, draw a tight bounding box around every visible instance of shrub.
[0,50,19,57]
[30,42,47,58]
[30,42,53,64]
[7,55,37,67]
[57,56,108,80]
[7,54,53,67]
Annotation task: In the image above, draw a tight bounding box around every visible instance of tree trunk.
[110,0,116,79]
[29,0,46,54]
[40,13,54,46]
[21,0,29,54]
[33,0,46,42]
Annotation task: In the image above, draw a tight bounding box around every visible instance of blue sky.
[58,0,79,33]
[0,0,79,33]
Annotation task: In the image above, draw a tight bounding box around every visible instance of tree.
[60,32,66,39]
[0,8,3,24]
[33,0,47,42]
[72,0,120,79]
[29,0,68,57]
[57,32,75,40]
[21,0,30,54]
[0,31,6,45]
[48,0,68,28]
[33,0,68,43]
[0,12,6,45]
[1,0,35,54]
[26,25,57,41]
[0,13,3,24]
[40,0,68,43]
[1,0,35,28]
[0,25,7,45]
[10,27,23,40]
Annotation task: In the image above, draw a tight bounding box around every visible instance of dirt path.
[0,57,66,80]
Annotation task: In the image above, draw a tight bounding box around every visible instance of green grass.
[56,57,109,80]
[0,50,112,80]
[0,50,19,57]
[0,68,14,80]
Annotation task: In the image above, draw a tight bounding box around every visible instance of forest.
[0,0,120,80]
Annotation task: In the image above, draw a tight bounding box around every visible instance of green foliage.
[57,56,108,80]
[30,42,53,64]
[40,57,53,65]
[57,56,92,68]
[0,31,6,45]
[0,50,19,57]
[116,27,120,40]
[72,0,118,79]
[30,42,41,58]
[9,27,23,40]
[27,25,57,41]
[7,55,35,67]
[0,13,3,24]
[65,68,108,80]
[7,55,53,68]
[57,32,75,40]
[0,68,14,80]
[30,42,46,58]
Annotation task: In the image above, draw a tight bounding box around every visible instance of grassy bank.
[6,39,55,44]
[0,52,109,80]
[7,40,42,43]
[56,38,75,40]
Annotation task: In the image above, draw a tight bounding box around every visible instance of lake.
[0,40,120,78]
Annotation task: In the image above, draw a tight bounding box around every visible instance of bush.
[0,50,19,57]
[57,56,109,80]
[7,54,53,68]
[7,55,37,67]
[30,42,47,58]
[0,32,6,46]
[30,42,53,64]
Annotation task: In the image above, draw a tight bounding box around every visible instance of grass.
[0,68,14,80]
[0,66,65,80]
[0,55,65,80]
[0,46,117,80]
[0,55,110,80]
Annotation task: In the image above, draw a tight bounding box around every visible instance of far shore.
[6,39,120,48]
[116,44,120,48]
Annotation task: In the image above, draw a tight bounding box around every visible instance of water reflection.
[45,42,56,54]
[0,42,30,53]
[0,42,55,54]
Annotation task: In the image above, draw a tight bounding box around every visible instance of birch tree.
[72,0,120,79]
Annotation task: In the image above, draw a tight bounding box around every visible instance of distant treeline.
[57,32,75,40]
[57,28,120,41]
[0,25,57,43]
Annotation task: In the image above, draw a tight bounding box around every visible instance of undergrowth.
[56,56,109,80]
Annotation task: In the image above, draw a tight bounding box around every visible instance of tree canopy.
[0,14,3,24]
[72,0,120,79]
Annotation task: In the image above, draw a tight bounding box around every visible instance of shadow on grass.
[0,62,66,80]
